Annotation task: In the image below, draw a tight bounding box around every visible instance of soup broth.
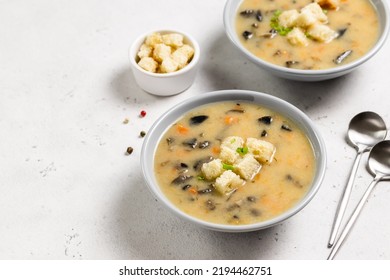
[154,101,316,225]
[235,0,379,70]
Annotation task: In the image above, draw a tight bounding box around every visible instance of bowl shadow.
[109,65,164,104]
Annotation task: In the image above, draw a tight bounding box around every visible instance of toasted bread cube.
[301,3,328,23]
[316,0,340,10]
[221,136,244,151]
[295,10,318,27]
[162,33,184,48]
[201,159,224,180]
[279,10,300,28]
[246,138,275,164]
[307,23,338,43]
[145,32,163,47]
[220,146,239,164]
[234,154,262,180]
[137,44,152,59]
[287,27,309,46]
[152,43,172,63]
[175,44,194,60]
[214,170,245,195]
[160,57,179,73]
[172,50,189,69]
[138,57,158,73]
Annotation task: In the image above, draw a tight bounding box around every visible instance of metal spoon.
[328,112,387,248]
[328,140,390,259]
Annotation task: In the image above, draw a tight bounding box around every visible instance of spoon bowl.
[368,140,390,180]
[348,112,388,151]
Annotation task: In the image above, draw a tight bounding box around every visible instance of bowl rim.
[141,89,327,232]
[223,0,390,77]
[129,29,200,78]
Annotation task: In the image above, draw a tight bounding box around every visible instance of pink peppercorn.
[140,110,146,117]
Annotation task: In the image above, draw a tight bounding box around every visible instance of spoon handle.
[328,151,363,248]
[328,176,380,260]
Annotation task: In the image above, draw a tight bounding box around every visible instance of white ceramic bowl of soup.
[223,0,390,81]
[129,29,200,96]
[141,90,327,232]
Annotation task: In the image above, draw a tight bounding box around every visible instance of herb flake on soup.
[154,101,316,225]
[235,0,380,70]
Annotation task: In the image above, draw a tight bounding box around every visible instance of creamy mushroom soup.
[235,0,379,70]
[154,101,316,225]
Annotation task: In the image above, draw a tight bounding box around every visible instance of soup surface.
[154,101,316,225]
[235,0,379,70]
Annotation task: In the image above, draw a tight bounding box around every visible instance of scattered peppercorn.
[140,131,146,137]
[126,147,134,155]
[140,110,146,117]
[123,118,129,124]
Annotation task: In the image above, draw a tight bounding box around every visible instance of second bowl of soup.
[141,90,326,232]
[224,0,389,81]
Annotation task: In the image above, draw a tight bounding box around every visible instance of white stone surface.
[0,0,389,260]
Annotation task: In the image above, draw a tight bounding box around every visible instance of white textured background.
[0,0,389,259]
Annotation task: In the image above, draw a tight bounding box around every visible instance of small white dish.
[129,29,200,96]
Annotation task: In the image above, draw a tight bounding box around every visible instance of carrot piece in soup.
[188,187,198,195]
[224,116,238,125]
[212,146,221,155]
[177,124,189,135]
